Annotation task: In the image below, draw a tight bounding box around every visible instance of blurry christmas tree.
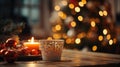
[50,0,118,53]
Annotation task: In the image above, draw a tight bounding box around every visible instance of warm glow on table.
[23,37,40,50]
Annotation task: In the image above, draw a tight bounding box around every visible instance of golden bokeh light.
[54,5,60,11]
[98,35,103,41]
[58,11,66,19]
[53,33,61,39]
[79,2,84,7]
[47,37,53,40]
[75,7,80,12]
[55,24,61,31]
[103,29,108,35]
[106,34,111,40]
[92,45,97,51]
[77,32,86,38]
[103,10,108,16]
[109,39,113,45]
[61,0,68,6]
[66,38,72,44]
[75,38,81,44]
[58,11,63,16]
[78,16,83,21]
[113,38,117,44]
[82,0,87,4]
[99,11,103,16]
[91,21,96,27]
[71,21,76,27]
[69,3,74,9]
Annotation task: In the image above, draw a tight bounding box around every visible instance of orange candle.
[24,37,40,50]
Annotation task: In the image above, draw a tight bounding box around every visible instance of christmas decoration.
[5,38,17,48]
[30,49,40,56]
[50,0,117,53]
[4,49,18,63]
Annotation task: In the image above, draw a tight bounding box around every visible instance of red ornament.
[5,38,17,48]
[0,48,7,56]
[17,47,30,56]
[30,49,39,55]
[4,49,18,63]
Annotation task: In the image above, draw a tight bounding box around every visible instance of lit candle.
[23,37,40,50]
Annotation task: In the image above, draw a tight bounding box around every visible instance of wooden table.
[0,49,120,67]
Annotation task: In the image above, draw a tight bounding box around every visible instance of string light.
[55,24,61,31]
[71,21,76,27]
[78,16,83,21]
[92,45,97,51]
[75,7,80,12]
[109,39,113,45]
[98,35,103,41]
[69,3,74,9]
[90,21,96,27]
[75,38,81,44]
[103,29,108,35]
[99,11,103,16]
[54,5,60,11]
[79,2,84,7]
[103,10,108,16]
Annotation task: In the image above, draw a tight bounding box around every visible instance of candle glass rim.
[39,39,64,42]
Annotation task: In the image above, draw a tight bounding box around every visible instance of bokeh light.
[69,3,74,9]
[79,2,84,7]
[103,29,108,35]
[53,33,61,39]
[61,0,68,6]
[113,38,117,44]
[82,0,87,4]
[58,11,67,19]
[47,37,53,40]
[99,11,103,16]
[54,5,60,11]
[103,10,108,16]
[77,32,86,38]
[75,7,80,12]
[106,34,111,40]
[55,24,61,31]
[71,21,76,27]
[75,38,81,44]
[92,45,97,51]
[78,16,83,21]
[98,35,103,41]
[90,21,96,27]
[66,38,72,44]
[109,39,113,45]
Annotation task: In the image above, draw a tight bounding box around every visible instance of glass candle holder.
[39,40,64,61]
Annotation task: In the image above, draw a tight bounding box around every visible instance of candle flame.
[31,37,34,43]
